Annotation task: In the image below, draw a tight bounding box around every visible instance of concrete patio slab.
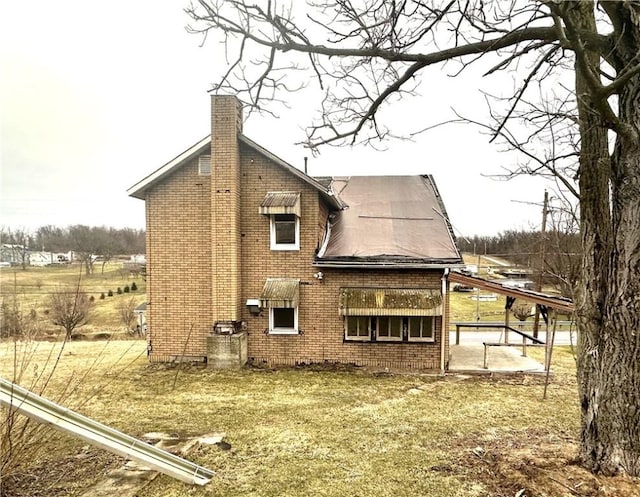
[448,344,546,374]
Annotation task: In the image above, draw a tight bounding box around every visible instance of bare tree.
[47,287,92,338]
[117,297,138,335]
[185,0,640,476]
[543,197,581,299]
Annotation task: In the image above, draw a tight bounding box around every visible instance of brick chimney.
[210,95,243,330]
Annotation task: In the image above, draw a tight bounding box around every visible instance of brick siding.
[144,96,450,369]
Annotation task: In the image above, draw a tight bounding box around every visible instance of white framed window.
[344,315,436,343]
[270,214,300,251]
[269,306,299,334]
[375,316,403,341]
[345,316,370,341]
[407,316,435,342]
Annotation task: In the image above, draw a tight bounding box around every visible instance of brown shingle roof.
[316,175,462,267]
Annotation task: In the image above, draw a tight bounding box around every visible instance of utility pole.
[533,190,549,338]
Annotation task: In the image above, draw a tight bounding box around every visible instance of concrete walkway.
[448,344,546,374]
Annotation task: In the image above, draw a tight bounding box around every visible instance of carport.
[447,271,575,373]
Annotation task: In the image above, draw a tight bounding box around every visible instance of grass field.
[1,339,589,497]
[0,262,146,335]
[5,261,635,496]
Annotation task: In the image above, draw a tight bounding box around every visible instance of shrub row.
[99,282,138,299]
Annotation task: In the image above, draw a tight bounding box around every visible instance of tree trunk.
[574,1,640,476]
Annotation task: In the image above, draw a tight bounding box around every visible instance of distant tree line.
[0,225,145,274]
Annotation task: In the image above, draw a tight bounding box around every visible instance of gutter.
[313,261,465,270]
[440,269,449,374]
[0,377,215,486]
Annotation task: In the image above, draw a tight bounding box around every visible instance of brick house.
[128,95,462,371]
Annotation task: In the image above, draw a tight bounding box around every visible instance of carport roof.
[448,271,574,313]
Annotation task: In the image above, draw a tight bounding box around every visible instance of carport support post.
[544,310,554,371]
[543,311,558,399]
[504,296,516,345]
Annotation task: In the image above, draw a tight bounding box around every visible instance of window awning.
[260,278,300,308]
[259,192,301,217]
[339,288,442,316]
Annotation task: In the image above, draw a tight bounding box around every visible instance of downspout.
[440,269,449,374]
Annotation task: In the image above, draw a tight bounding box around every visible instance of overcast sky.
[0,1,555,238]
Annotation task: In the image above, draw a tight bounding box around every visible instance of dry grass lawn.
[6,339,635,497]
[0,263,146,335]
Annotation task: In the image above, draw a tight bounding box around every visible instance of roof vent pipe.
[304,157,308,175]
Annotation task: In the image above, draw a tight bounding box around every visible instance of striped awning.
[339,288,442,316]
[259,192,301,217]
[260,278,300,308]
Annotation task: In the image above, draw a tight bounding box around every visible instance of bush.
[117,287,122,295]
[131,282,138,291]
[107,289,113,297]
[100,292,106,300]
[89,295,95,302]
[123,285,130,293]
[0,299,38,339]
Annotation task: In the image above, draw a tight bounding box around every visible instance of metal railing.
[451,320,574,345]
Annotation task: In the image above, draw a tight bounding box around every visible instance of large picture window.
[344,316,436,343]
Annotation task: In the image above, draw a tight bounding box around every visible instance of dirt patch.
[441,431,640,497]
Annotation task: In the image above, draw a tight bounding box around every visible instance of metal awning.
[259,192,301,217]
[339,288,442,316]
[260,278,300,308]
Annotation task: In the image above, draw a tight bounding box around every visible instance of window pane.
[357,316,369,336]
[273,308,295,328]
[346,317,359,337]
[408,316,434,340]
[378,317,389,337]
[275,215,296,244]
[409,317,422,338]
[346,316,369,338]
[423,316,434,338]
[390,317,402,338]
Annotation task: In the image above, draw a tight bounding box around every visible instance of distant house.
[29,251,56,267]
[0,244,27,266]
[128,95,463,371]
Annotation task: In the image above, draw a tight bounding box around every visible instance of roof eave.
[127,136,210,200]
[127,133,345,209]
[239,134,345,210]
[313,258,464,269]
